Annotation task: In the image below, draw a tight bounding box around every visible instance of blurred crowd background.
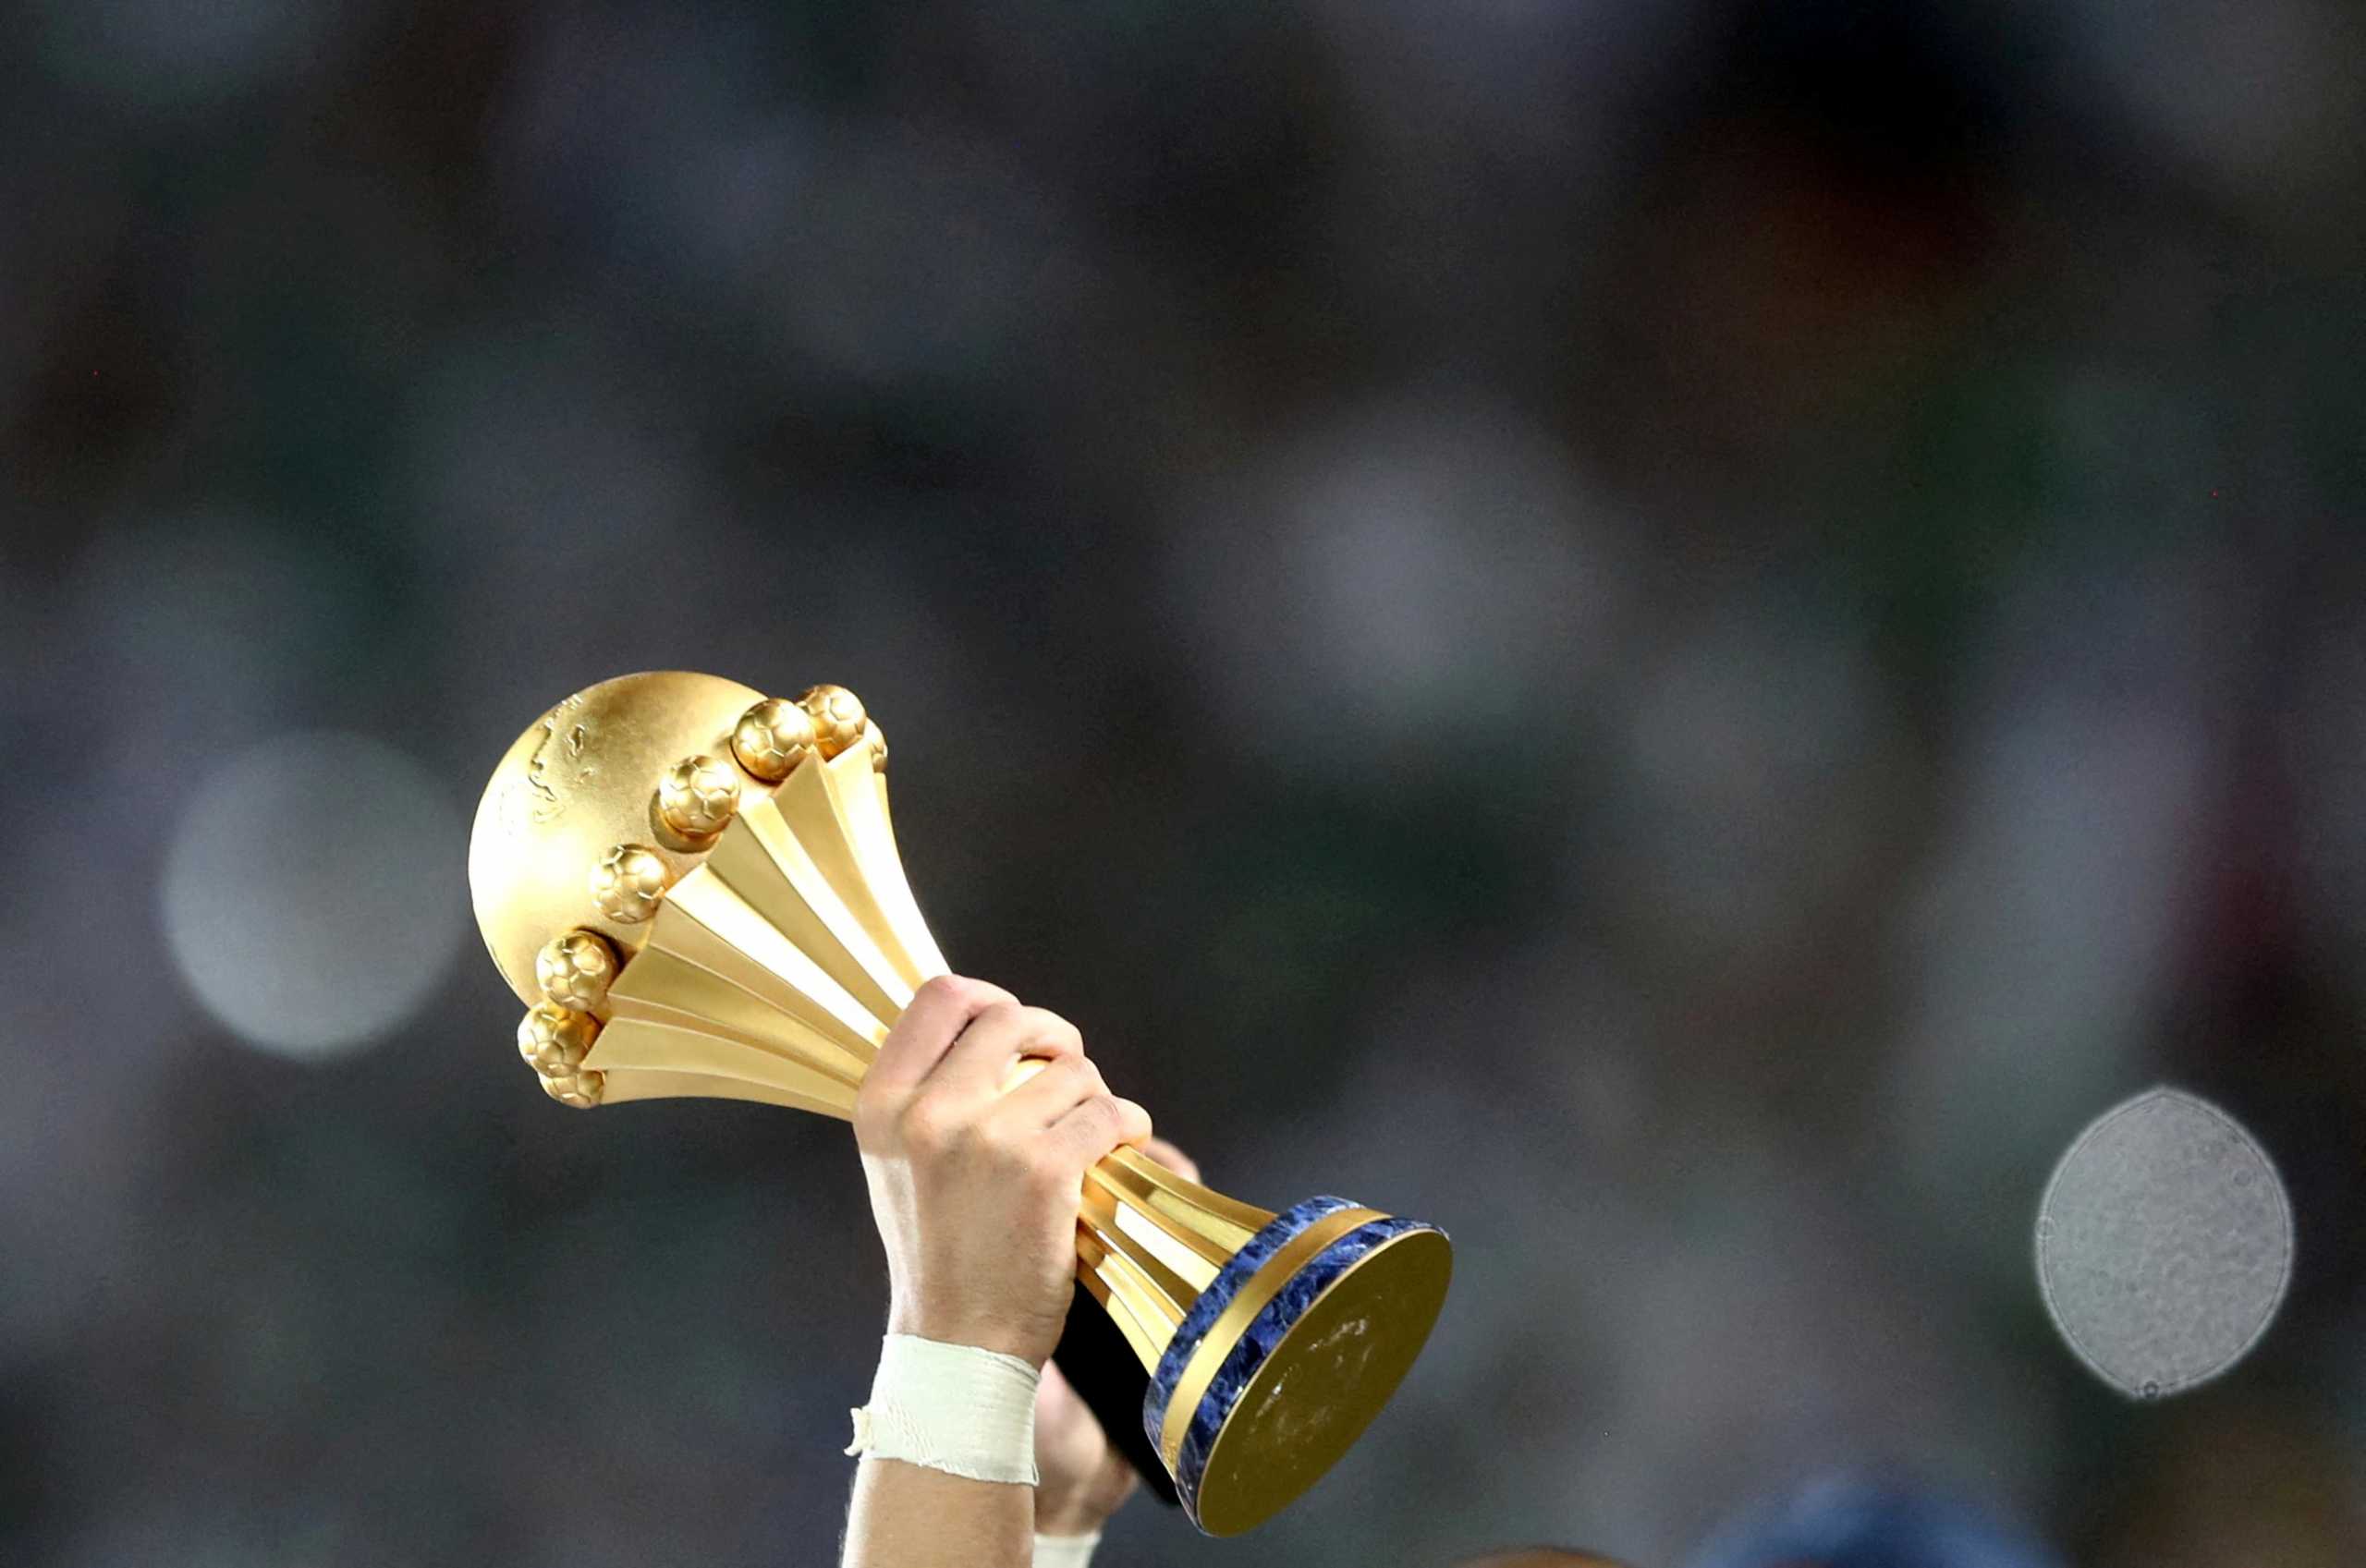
[3,1,2363,1564]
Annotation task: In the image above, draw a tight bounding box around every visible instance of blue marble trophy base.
[1142,1197,1451,1536]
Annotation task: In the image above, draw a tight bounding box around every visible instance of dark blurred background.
[3,1,2363,1564]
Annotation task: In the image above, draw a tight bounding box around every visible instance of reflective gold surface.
[1194,1224,1453,1537]
[656,754,743,839]
[468,671,1445,1529]
[534,929,617,1012]
[798,683,868,758]
[590,844,670,923]
[541,1066,604,1108]
[1156,1203,1384,1468]
[516,1003,596,1076]
[470,671,768,1004]
[731,698,816,782]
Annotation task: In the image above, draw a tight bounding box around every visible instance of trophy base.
[1144,1198,1453,1537]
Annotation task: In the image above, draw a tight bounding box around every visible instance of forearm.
[842,1458,1032,1568]
[838,1331,1048,1568]
[843,980,1149,1568]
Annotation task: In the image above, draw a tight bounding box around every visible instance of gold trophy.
[468,672,1450,1535]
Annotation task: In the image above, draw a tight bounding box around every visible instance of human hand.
[854,976,1153,1367]
[1033,1136,1200,1536]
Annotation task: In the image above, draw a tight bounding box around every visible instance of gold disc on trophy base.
[1190,1224,1454,1538]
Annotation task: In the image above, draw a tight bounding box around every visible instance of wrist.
[889,1296,1056,1367]
[846,1334,1042,1486]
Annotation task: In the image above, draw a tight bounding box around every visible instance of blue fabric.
[1687,1473,2067,1568]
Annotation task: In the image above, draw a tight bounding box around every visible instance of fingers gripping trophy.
[469,672,1452,1536]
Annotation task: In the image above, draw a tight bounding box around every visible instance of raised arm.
[839,976,1152,1568]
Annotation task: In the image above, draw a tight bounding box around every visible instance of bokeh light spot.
[161,732,464,1060]
[2035,1088,2292,1398]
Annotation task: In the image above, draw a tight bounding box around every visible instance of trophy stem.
[472,676,1450,1536]
[1073,1147,1276,1373]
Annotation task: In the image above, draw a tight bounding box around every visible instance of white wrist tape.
[845,1333,1041,1486]
[1033,1529,1103,1568]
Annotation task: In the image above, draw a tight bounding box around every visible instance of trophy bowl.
[468,671,1451,1535]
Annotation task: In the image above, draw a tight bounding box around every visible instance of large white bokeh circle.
[2036,1087,2292,1398]
[162,732,463,1060]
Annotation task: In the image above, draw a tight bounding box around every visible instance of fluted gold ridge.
[483,681,1267,1380]
[470,674,1451,1538]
